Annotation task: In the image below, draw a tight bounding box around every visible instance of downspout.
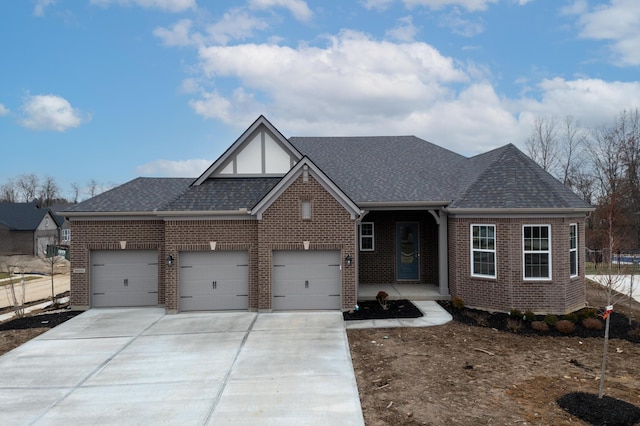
[354,210,369,310]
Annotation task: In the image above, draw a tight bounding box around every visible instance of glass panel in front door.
[397,223,419,280]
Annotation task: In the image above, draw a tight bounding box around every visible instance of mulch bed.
[343,299,423,320]
[557,392,640,425]
[439,301,640,344]
[0,309,81,331]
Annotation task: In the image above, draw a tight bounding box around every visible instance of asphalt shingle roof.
[449,144,592,209]
[289,136,468,203]
[65,135,592,214]
[64,178,193,213]
[0,202,58,230]
[163,178,281,211]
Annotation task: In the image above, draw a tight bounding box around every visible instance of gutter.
[358,201,451,210]
[64,209,254,220]
[444,207,595,215]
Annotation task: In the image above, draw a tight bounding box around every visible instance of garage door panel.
[272,251,341,310]
[179,251,249,311]
[91,251,159,308]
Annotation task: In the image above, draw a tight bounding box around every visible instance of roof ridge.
[452,145,510,203]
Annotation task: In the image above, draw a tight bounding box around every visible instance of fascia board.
[192,116,303,186]
[251,157,361,220]
[445,207,595,215]
[359,201,451,210]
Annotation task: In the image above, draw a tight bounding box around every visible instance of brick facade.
[70,173,357,312]
[358,211,438,285]
[448,216,587,314]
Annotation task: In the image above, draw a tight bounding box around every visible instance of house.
[0,202,63,256]
[64,116,593,314]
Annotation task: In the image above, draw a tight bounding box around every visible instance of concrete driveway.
[0,308,364,425]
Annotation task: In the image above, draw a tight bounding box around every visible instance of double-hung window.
[570,224,578,277]
[359,222,374,251]
[471,224,496,278]
[523,225,551,280]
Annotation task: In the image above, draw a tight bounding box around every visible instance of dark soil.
[0,309,81,331]
[343,299,423,320]
[439,301,640,344]
[558,392,640,425]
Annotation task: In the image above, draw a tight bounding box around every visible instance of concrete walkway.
[0,308,364,425]
[345,300,453,329]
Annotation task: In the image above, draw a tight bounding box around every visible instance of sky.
[1,0,639,200]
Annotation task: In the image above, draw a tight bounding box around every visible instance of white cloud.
[249,0,313,22]
[361,0,395,11]
[34,0,56,17]
[386,16,419,42]
[154,19,196,46]
[206,8,269,45]
[135,159,211,177]
[572,0,640,66]
[0,104,9,116]
[438,9,484,36]
[90,0,196,13]
[20,94,89,132]
[402,0,498,12]
[154,10,269,47]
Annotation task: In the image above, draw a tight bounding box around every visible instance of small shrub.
[466,311,489,327]
[523,309,535,322]
[376,291,389,310]
[451,296,465,310]
[506,318,522,332]
[509,309,522,318]
[582,317,604,331]
[628,327,640,339]
[555,320,576,334]
[531,321,549,332]
[577,307,598,321]
[544,314,558,327]
[563,312,580,324]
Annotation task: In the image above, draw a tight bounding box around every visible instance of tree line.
[0,174,113,207]
[524,109,640,252]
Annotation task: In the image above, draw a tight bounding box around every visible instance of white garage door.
[91,250,159,308]
[179,251,249,311]
[272,251,342,310]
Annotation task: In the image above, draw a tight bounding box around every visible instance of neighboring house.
[0,202,62,256]
[64,116,593,314]
[50,203,75,244]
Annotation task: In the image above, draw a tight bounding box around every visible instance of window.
[301,200,311,220]
[570,223,578,277]
[471,224,496,277]
[359,222,374,251]
[523,225,551,280]
[61,228,71,242]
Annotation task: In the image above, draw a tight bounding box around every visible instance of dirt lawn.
[348,283,640,425]
[1,278,639,424]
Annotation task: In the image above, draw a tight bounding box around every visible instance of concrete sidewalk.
[0,308,364,425]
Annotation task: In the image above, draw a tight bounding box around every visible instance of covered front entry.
[179,251,249,311]
[272,250,342,310]
[90,250,159,307]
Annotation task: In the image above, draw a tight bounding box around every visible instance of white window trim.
[359,222,374,251]
[522,224,552,281]
[570,223,578,278]
[470,224,496,278]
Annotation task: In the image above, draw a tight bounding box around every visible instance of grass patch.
[0,276,44,286]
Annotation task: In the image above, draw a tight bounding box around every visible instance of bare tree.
[0,179,16,202]
[70,182,81,203]
[16,173,39,203]
[38,175,60,207]
[2,264,26,318]
[558,116,587,187]
[87,179,99,198]
[525,115,559,175]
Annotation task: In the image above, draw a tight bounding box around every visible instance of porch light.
[166,255,174,266]
[345,254,352,266]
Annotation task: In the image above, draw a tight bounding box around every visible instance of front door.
[397,222,419,280]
